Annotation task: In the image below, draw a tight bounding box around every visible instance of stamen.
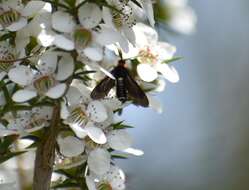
[138,47,159,64]
[74,28,92,49]
[85,136,99,149]
[25,118,47,130]
[98,182,112,190]
[33,75,56,95]
[68,107,86,126]
[0,45,16,72]
[0,9,21,28]
[111,1,136,28]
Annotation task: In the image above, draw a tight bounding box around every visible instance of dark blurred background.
[121,0,249,189]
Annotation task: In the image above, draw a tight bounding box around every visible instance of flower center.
[68,107,86,126]
[33,75,56,95]
[85,136,99,149]
[25,118,47,130]
[98,182,113,190]
[0,9,21,28]
[138,47,158,64]
[111,1,136,28]
[0,51,16,72]
[74,28,92,49]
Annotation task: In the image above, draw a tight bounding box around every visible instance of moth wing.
[125,73,149,107]
[90,77,115,99]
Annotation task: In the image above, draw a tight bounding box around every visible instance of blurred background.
[121,0,249,190]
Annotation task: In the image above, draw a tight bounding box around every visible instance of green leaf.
[111,154,128,160]
[130,0,142,8]
[0,135,19,153]
[63,0,76,8]
[112,121,134,130]
[0,151,26,164]
[54,168,78,179]
[51,178,79,188]
[26,36,38,56]
[163,56,183,64]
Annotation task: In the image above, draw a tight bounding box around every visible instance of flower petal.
[69,123,88,139]
[0,123,18,137]
[107,130,132,151]
[37,29,55,47]
[123,148,144,156]
[38,51,58,73]
[52,11,75,33]
[148,95,163,113]
[106,166,126,190]
[78,3,102,29]
[21,1,46,17]
[6,18,27,32]
[66,86,83,106]
[86,176,97,190]
[57,136,85,157]
[8,66,33,86]
[87,148,111,175]
[157,64,180,83]
[83,45,103,62]
[95,26,129,52]
[56,54,74,81]
[85,122,107,144]
[156,42,176,61]
[87,101,108,122]
[137,63,158,82]
[46,83,67,99]
[53,35,75,50]
[12,89,37,102]
[141,0,155,27]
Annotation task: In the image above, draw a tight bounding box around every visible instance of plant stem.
[32,104,60,190]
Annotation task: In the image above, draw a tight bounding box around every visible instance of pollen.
[138,47,159,64]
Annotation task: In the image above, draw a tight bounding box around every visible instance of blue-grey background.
[121,1,249,190]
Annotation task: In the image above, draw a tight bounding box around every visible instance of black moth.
[91,60,149,107]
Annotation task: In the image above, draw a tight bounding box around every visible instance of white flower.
[87,148,111,176]
[9,52,74,102]
[107,129,133,151]
[78,3,102,29]
[57,135,85,157]
[0,41,25,79]
[97,1,137,52]
[62,87,109,144]
[52,11,75,33]
[0,106,52,137]
[0,1,51,32]
[132,23,180,83]
[162,0,197,34]
[140,0,155,26]
[86,165,125,190]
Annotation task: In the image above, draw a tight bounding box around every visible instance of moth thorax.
[138,47,158,64]
[33,75,56,95]
[0,9,21,27]
[68,107,86,126]
[97,182,113,190]
[0,51,16,72]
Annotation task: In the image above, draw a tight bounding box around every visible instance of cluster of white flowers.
[0,0,196,189]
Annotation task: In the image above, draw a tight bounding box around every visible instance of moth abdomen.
[116,77,127,102]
